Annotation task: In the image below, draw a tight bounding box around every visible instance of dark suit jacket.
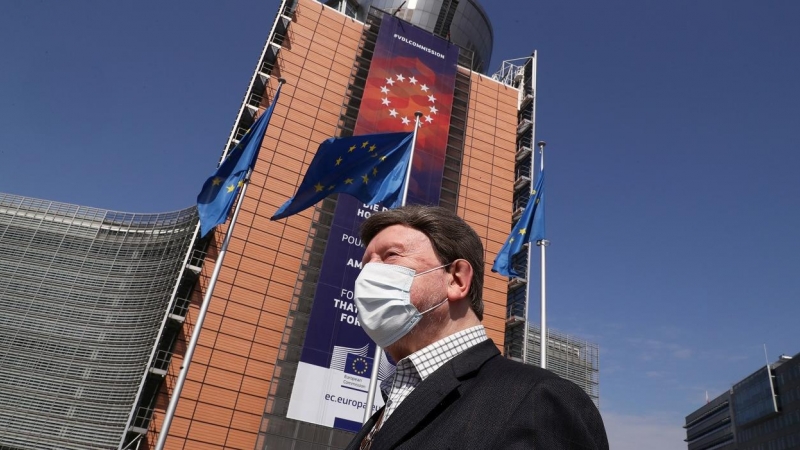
[345,339,608,450]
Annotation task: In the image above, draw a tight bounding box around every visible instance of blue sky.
[2,1,799,448]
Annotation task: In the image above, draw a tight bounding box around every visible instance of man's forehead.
[364,225,430,254]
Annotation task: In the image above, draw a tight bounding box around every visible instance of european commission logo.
[330,343,396,383]
[345,353,371,377]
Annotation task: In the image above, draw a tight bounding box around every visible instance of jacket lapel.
[370,340,500,448]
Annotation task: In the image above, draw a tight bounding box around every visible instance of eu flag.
[343,353,372,379]
[492,171,545,277]
[271,132,414,220]
[197,83,283,237]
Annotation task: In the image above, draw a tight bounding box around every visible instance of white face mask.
[353,262,449,348]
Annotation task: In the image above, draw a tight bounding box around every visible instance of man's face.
[361,224,449,340]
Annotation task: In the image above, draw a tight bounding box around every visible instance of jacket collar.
[368,339,499,449]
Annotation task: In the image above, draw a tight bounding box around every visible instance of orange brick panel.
[244,358,273,381]
[177,380,202,403]
[196,328,219,348]
[483,299,506,318]
[464,172,491,191]
[240,373,271,398]
[168,416,191,439]
[270,266,301,287]
[193,401,234,427]
[483,277,507,297]
[488,215,511,233]
[257,313,289,335]
[225,428,258,450]
[174,398,198,420]
[236,257,272,280]
[222,301,261,325]
[485,243,503,260]
[316,24,344,42]
[497,87,519,108]
[229,410,262,433]
[495,110,517,127]
[263,277,291,297]
[469,128,495,147]
[487,228,511,246]
[484,315,505,337]
[213,333,253,358]
[270,145,307,169]
[203,366,244,392]
[471,118,500,136]
[186,421,229,447]
[235,392,269,416]
[231,271,268,295]
[322,87,346,106]
[290,89,321,110]
[316,109,341,129]
[492,157,514,175]
[209,349,249,374]
[192,345,213,366]
[157,435,185,450]
[300,71,330,93]
[247,342,276,364]
[277,238,306,258]
[228,285,267,311]
[331,58,354,78]
[219,317,257,342]
[197,384,240,410]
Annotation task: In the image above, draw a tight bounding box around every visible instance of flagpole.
[155,79,284,449]
[155,173,250,449]
[363,111,423,423]
[400,111,423,207]
[155,172,254,450]
[536,141,547,369]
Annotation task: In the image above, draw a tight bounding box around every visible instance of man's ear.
[447,259,472,301]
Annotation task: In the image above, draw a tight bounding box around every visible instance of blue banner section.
[287,15,460,431]
[299,14,459,371]
[334,418,363,434]
[299,196,381,368]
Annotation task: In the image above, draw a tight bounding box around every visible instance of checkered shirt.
[378,325,488,427]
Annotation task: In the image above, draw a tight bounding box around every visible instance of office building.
[516,324,600,407]
[0,1,602,449]
[684,353,800,450]
[0,193,197,450]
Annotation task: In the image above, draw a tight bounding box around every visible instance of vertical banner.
[287,15,459,432]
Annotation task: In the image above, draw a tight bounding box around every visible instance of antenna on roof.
[393,1,406,16]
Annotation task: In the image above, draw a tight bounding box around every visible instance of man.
[347,205,608,450]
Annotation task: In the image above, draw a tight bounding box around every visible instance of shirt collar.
[381,325,488,395]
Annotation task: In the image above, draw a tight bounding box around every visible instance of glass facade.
[685,354,800,450]
[520,324,600,408]
[0,193,197,450]
[732,366,778,427]
[357,0,493,73]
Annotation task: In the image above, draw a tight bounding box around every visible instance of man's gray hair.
[360,205,484,320]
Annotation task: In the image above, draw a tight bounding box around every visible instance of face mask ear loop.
[419,297,448,315]
[414,261,452,278]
